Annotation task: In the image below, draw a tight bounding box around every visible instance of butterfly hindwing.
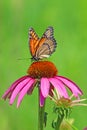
[35,42,51,59]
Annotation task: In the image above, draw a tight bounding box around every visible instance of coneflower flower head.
[2,60,83,108]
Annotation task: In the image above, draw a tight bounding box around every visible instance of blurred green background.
[0,0,87,130]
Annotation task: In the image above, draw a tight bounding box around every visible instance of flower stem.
[38,87,45,130]
[55,113,64,130]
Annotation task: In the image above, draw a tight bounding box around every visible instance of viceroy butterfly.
[29,26,57,61]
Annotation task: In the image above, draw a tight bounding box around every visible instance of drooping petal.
[40,90,45,107]
[55,77,69,98]
[57,76,83,97]
[27,80,37,95]
[17,79,35,107]
[2,75,29,99]
[10,77,32,105]
[40,78,50,98]
[49,78,68,98]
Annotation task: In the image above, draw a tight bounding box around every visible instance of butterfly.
[29,26,57,61]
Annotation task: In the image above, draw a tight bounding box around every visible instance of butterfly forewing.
[35,26,57,59]
[43,26,53,38]
[29,28,39,57]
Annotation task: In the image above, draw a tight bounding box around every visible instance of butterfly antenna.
[17,58,30,61]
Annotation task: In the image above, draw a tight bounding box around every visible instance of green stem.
[38,87,45,130]
[55,113,64,130]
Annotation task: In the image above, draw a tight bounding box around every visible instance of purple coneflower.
[2,61,83,108]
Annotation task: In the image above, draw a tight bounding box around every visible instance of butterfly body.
[29,26,57,61]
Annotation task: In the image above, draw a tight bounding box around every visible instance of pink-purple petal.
[10,78,32,105]
[2,75,29,99]
[49,78,67,98]
[40,78,50,98]
[40,90,45,107]
[55,77,69,98]
[17,79,35,107]
[57,76,83,97]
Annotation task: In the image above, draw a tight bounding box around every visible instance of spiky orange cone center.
[27,61,58,78]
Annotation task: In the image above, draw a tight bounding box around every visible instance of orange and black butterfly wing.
[29,28,40,58]
[35,26,57,59]
[42,26,57,54]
